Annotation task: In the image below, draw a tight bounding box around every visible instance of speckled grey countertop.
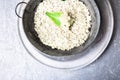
[0,0,120,80]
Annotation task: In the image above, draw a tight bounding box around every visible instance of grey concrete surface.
[0,0,120,80]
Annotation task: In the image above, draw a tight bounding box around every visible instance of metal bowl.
[16,0,113,69]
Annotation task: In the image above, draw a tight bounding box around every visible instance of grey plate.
[17,0,113,70]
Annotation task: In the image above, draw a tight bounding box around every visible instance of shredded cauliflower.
[34,0,92,51]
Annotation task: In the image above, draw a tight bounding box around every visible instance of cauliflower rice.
[34,0,92,51]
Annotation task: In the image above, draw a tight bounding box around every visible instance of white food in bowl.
[34,0,92,51]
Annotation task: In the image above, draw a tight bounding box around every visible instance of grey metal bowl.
[21,0,100,56]
[16,0,113,69]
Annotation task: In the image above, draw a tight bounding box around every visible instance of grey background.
[0,0,120,80]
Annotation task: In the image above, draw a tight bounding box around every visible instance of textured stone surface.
[0,0,120,80]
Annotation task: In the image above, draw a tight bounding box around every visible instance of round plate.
[18,0,114,70]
